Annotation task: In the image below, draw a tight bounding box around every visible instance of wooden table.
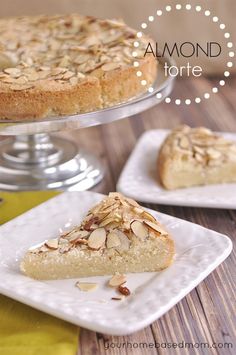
[74,75,236,354]
[1,75,235,354]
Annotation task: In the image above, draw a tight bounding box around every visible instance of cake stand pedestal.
[0,57,174,191]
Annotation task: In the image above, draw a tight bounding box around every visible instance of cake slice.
[158,125,236,190]
[20,193,175,280]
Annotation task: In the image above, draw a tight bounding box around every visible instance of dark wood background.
[73,75,236,354]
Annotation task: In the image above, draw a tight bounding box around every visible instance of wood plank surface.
[1,75,235,354]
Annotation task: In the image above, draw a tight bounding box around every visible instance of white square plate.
[0,192,232,335]
[117,130,236,209]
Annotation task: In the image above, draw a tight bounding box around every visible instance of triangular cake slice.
[158,125,236,190]
[21,193,175,280]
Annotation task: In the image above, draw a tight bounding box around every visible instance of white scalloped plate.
[117,130,236,209]
[0,192,232,335]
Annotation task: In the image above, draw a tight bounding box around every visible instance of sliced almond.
[179,136,190,149]
[99,217,115,227]
[106,232,121,248]
[143,221,168,236]
[109,274,126,287]
[193,145,205,155]
[4,68,21,76]
[133,207,145,214]
[75,282,98,292]
[101,62,121,71]
[45,239,59,250]
[195,152,204,163]
[125,197,140,208]
[115,230,131,251]
[62,71,75,80]
[142,211,156,222]
[130,220,148,240]
[206,148,221,160]
[68,230,89,241]
[51,67,67,76]
[87,228,106,250]
[84,216,99,231]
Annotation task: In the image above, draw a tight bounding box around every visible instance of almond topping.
[206,148,221,159]
[75,282,98,292]
[87,228,106,250]
[4,68,21,76]
[142,211,156,222]
[109,274,126,287]
[115,230,131,251]
[130,220,148,240]
[106,232,121,248]
[179,136,190,149]
[143,221,168,236]
[45,239,59,250]
[101,62,121,71]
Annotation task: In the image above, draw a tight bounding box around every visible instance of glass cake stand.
[0,57,175,191]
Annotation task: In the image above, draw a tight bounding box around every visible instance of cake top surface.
[29,192,169,256]
[164,125,236,166]
[0,14,149,92]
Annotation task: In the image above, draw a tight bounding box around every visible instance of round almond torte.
[0,14,157,120]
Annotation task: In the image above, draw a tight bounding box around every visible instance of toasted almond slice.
[111,297,124,301]
[75,282,98,292]
[109,274,126,287]
[142,211,156,222]
[179,136,190,149]
[68,230,89,240]
[99,217,115,227]
[101,62,121,71]
[143,221,168,236]
[115,230,131,251]
[87,228,106,250]
[125,197,140,208]
[106,232,121,248]
[195,153,204,163]
[193,145,205,155]
[4,67,21,76]
[133,207,144,214]
[62,71,75,79]
[45,239,59,250]
[206,148,221,159]
[130,220,148,240]
[74,238,88,245]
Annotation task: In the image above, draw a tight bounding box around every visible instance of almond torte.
[158,125,236,190]
[20,193,174,280]
[0,15,157,120]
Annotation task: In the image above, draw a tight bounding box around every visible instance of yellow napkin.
[0,191,78,355]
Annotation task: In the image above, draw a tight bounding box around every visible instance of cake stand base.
[0,134,104,191]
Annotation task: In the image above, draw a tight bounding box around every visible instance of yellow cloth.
[0,192,78,355]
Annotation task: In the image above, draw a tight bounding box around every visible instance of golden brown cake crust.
[0,15,157,120]
[158,125,236,190]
